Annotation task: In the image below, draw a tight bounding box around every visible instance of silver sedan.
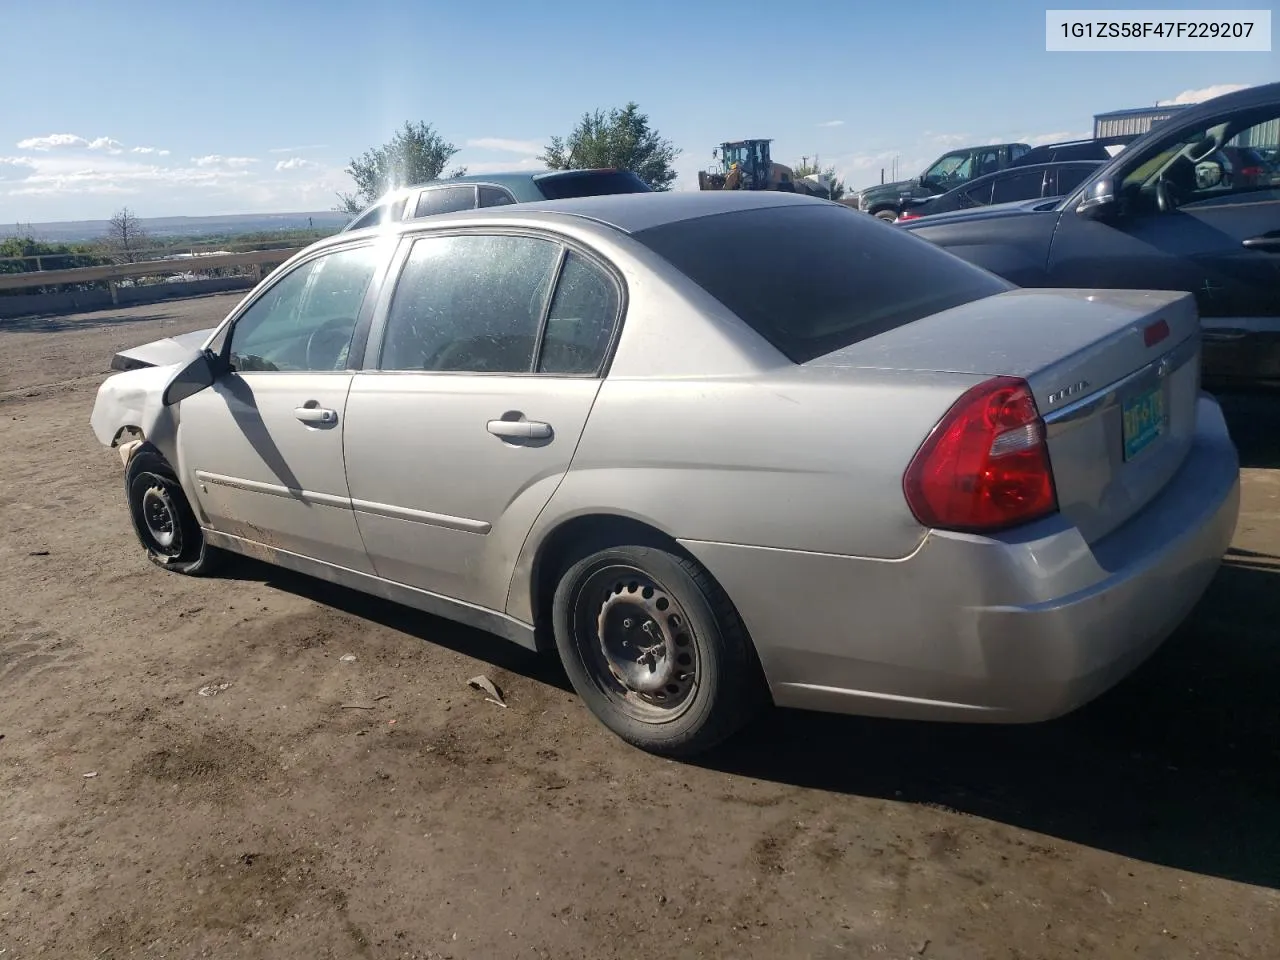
[90,191,1241,756]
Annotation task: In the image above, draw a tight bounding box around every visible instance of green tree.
[541,102,680,191]
[792,160,845,200]
[337,121,467,213]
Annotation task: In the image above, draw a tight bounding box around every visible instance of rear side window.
[632,206,1009,364]
[535,170,652,200]
[413,186,476,218]
[478,186,516,207]
[990,170,1049,204]
[537,251,620,375]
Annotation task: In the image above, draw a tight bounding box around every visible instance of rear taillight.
[903,376,1058,533]
[896,211,920,222]
[1241,165,1263,178]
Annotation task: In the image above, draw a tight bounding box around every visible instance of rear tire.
[552,544,764,757]
[125,448,223,576]
[873,208,899,222]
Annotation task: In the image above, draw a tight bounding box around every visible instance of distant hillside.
[2,211,352,243]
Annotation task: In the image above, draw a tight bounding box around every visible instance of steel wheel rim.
[572,563,700,724]
[139,481,181,556]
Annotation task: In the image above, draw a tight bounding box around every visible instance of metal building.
[1093,106,1188,145]
[1094,104,1278,153]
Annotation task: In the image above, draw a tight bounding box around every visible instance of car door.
[176,242,389,572]
[343,230,623,610]
[1047,103,1280,383]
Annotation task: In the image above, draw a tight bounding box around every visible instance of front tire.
[125,449,223,576]
[552,545,764,757]
[873,208,899,222]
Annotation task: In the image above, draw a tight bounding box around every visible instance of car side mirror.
[162,350,220,406]
[1194,159,1224,189]
[1076,176,1118,220]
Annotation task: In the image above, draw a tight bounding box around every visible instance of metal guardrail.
[0,246,304,294]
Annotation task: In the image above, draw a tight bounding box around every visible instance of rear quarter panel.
[505,366,983,623]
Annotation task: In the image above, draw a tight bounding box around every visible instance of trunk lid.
[810,288,1202,542]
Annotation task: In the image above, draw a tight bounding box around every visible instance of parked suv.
[846,142,1031,221]
[1010,139,1114,166]
[342,169,652,232]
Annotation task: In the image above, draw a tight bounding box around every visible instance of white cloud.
[17,133,90,150]
[925,131,972,148]
[14,133,127,154]
[1158,83,1249,106]
[130,146,164,155]
[268,143,328,154]
[466,137,544,155]
[817,120,845,128]
[275,157,319,171]
[192,155,259,168]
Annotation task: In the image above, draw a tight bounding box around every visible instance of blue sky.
[1,0,1274,222]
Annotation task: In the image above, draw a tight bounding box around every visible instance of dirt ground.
[1,293,1278,960]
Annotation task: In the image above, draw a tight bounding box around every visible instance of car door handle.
[487,419,552,439]
[294,406,338,425]
[1242,234,1280,252]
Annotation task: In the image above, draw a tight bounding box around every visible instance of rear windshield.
[535,170,652,200]
[631,204,1010,363]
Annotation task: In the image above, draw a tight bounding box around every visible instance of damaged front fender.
[89,362,186,466]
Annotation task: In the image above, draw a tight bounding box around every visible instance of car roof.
[388,168,638,190]
[337,190,822,242]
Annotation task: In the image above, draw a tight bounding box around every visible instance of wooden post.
[108,280,119,305]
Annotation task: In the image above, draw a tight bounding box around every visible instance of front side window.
[1120,105,1280,211]
[923,152,972,187]
[381,234,560,373]
[228,246,381,372]
[1054,164,1096,197]
[972,149,1002,178]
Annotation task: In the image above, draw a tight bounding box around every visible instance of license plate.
[1122,385,1165,461]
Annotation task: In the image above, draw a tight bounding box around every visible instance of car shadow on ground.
[226,551,1280,889]
[221,558,573,693]
[0,310,178,334]
[698,554,1280,890]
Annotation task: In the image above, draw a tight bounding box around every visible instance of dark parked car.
[901,82,1280,389]
[342,169,652,232]
[896,161,1104,221]
[846,142,1031,221]
[1010,139,1114,166]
